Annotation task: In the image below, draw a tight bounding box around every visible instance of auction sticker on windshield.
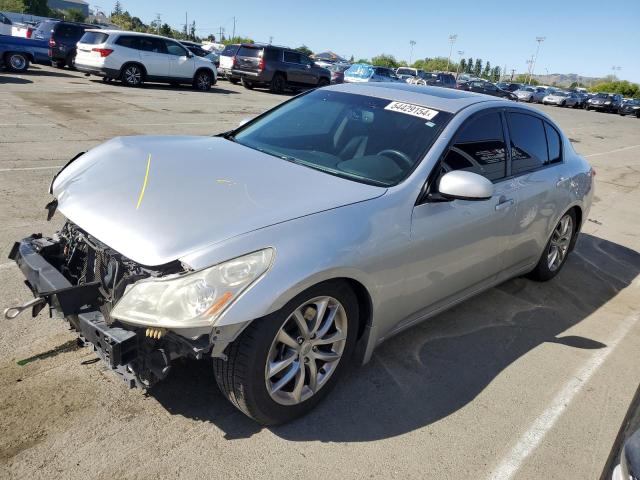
[385,101,439,120]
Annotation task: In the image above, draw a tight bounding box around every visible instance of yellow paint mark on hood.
[136,154,152,210]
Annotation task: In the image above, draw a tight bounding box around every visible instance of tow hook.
[4,297,46,320]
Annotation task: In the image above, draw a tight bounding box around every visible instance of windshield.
[594,93,610,98]
[344,64,374,79]
[232,90,452,186]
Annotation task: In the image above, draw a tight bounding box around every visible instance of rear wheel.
[5,52,29,72]
[120,63,144,87]
[527,210,576,282]
[229,77,240,84]
[317,77,330,88]
[241,78,254,90]
[53,59,66,69]
[213,281,358,425]
[269,73,287,94]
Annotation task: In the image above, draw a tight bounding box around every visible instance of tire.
[53,60,66,69]
[213,280,359,425]
[317,77,330,88]
[241,78,254,89]
[66,52,76,69]
[527,209,577,282]
[5,52,29,72]
[192,70,212,91]
[269,73,287,94]
[229,77,240,84]
[120,63,144,87]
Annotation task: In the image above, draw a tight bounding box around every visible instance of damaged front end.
[6,223,214,388]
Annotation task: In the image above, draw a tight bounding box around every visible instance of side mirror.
[238,117,253,128]
[438,170,493,201]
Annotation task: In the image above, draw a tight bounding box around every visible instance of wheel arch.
[194,66,214,79]
[120,61,147,78]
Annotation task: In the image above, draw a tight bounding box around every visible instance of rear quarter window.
[221,44,239,56]
[115,36,140,49]
[80,32,109,44]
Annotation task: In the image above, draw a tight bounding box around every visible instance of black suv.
[49,21,98,68]
[420,72,456,88]
[231,44,331,93]
[586,93,624,113]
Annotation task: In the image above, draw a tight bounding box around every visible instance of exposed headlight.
[111,248,274,328]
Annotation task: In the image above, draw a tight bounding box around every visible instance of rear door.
[283,50,305,84]
[501,111,568,273]
[164,40,195,79]
[138,37,170,77]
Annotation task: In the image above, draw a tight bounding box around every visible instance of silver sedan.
[7,84,594,425]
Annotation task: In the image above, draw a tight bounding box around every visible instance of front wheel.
[527,210,577,282]
[229,77,240,84]
[241,78,254,89]
[317,77,330,88]
[193,70,212,91]
[5,52,29,72]
[213,281,359,425]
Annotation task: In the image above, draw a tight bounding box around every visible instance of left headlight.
[111,248,274,328]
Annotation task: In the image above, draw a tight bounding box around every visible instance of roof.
[84,29,178,41]
[327,83,506,114]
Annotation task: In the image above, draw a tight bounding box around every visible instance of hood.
[52,136,385,266]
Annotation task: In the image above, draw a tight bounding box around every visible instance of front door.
[165,40,195,79]
[399,110,518,330]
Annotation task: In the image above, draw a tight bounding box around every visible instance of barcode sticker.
[385,102,439,120]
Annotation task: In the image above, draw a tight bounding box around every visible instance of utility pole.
[455,50,464,78]
[525,54,534,84]
[232,16,236,42]
[185,12,188,39]
[529,36,545,84]
[155,13,161,34]
[218,26,225,42]
[269,36,273,45]
[409,40,416,65]
[446,34,457,72]
[502,64,506,82]
[510,69,515,81]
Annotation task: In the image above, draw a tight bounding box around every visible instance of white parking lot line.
[487,312,639,480]
[0,123,55,127]
[0,165,62,172]
[585,144,640,158]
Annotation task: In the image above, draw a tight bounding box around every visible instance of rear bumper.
[231,69,270,82]
[75,64,120,78]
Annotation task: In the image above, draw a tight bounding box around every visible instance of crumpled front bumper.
[7,236,140,379]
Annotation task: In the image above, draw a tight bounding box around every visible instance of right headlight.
[111,248,274,328]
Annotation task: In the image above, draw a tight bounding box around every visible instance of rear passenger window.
[441,112,507,181]
[264,49,280,61]
[115,36,139,49]
[507,112,548,174]
[283,51,301,63]
[139,38,166,53]
[545,122,562,164]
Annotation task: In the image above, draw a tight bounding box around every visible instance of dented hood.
[52,136,385,266]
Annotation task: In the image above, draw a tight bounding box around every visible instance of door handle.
[556,176,568,187]
[495,198,514,211]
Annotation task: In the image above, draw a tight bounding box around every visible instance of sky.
[110,0,640,82]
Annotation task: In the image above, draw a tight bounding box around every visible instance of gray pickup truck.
[0,34,49,72]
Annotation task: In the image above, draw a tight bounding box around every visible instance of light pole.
[529,36,545,84]
[446,34,457,72]
[455,50,464,78]
[525,56,534,84]
[611,66,621,80]
[409,40,416,65]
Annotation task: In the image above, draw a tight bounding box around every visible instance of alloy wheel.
[265,296,348,406]
[124,66,141,86]
[9,54,26,71]
[547,214,573,271]
[196,72,211,90]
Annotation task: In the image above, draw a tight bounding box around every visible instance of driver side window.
[440,112,507,182]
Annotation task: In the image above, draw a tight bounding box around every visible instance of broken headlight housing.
[111,248,274,328]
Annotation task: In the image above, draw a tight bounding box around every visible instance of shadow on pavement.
[0,75,33,84]
[88,78,240,95]
[150,233,640,441]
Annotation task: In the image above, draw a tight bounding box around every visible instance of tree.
[465,57,473,74]
[189,20,196,40]
[159,23,172,37]
[112,0,123,16]
[371,54,399,68]
[459,58,466,74]
[64,8,85,22]
[492,66,501,81]
[482,61,491,79]
[0,0,24,12]
[590,80,639,97]
[355,58,369,64]
[349,55,354,63]
[24,0,49,15]
[473,58,482,77]
[295,45,313,56]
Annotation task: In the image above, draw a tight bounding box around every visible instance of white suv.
[75,30,217,90]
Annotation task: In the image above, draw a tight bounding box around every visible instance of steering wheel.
[377,149,413,169]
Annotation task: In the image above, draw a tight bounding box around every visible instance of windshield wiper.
[218,131,237,142]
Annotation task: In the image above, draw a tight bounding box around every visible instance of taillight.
[232,56,237,68]
[258,57,265,71]
[92,48,113,57]
[26,29,32,39]
[49,38,55,47]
